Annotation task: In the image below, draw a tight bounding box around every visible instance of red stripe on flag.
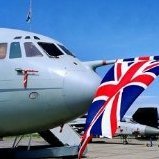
[138,56,150,61]
[119,61,147,87]
[78,135,93,159]
[95,84,116,97]
[131,75,154,85]
[110,92,120,135]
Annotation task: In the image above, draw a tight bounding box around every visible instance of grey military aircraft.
[69,114,159,137]
[0,28,115,137]
[0,27,158,137]
[117,121,159,144]
[1,28,159,159]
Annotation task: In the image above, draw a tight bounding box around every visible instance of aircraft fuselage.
[0,28,101,136]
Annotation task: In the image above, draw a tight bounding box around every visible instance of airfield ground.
[87,138,159,159]
[0,136,159,158]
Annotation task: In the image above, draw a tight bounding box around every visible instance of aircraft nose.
[64,71,101,117]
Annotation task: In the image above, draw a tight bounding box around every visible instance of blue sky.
[1,0,159,113]
[1,0,159,60]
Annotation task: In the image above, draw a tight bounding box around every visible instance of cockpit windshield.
[38,42,63,57]
[58,44,75,57]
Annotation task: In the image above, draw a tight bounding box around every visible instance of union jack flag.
[26,9,31,23]
[78,57,159,159]
[26,0,32,23]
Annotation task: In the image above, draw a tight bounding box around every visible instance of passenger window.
[38,42,63,57]
[9,42,22,58]
[24,42,43,57]
[0,43,7,59]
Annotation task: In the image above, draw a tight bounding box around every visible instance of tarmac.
[87,138,159,159]
[0,136,159,159]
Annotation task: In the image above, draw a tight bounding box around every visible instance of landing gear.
[12,134,32,150]
[123,136,129,145]
[146,137,153,147]
[121,135,129,145]
[0,124,82,159]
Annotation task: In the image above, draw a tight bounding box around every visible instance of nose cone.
[145,126,159,135]
[64,70,101,117]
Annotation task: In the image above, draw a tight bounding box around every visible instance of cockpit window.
[14,36,22,39]
[9,42,22,58]
[34,36,40,40]
[38,42,63,57]
[24,42,43,57]
[25,36,31,39]
[58,44,75,57]
[0,43,7,59]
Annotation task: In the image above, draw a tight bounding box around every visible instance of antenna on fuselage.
[26,0,32,31]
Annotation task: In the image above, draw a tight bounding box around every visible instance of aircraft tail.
[133,107,158,128]
[78,56,159,159]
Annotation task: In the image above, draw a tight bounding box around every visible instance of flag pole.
[29,0,32,31]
